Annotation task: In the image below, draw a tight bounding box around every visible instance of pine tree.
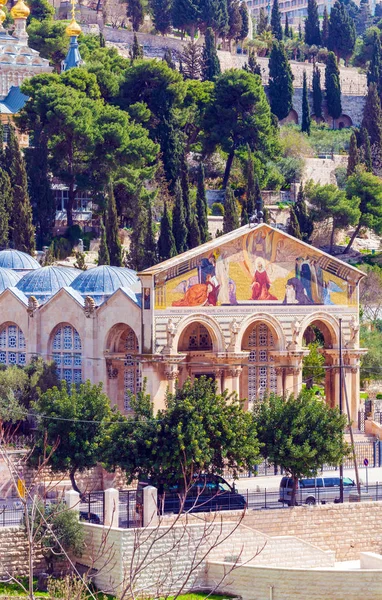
[362,83,382,149]
[5,124,35,255]
[325,51,342,125]
[98,217,110,266]
[257,6,268,34]
[288,205,302,239]
[25,141,55,248]
[367,33,382,98]
[246,145,256,217]
[150,0,172,35]
[144,201,158,267]
[304,0,321,46]
[294,183,313,242]
[361,128,373,172]
[268,40,294,120]
[243,48,261,75]
[312,66,322,119]
[105,183,122,267]
[223,187,240,233]
[157,201,177,261]
[271,0,282,40]
[284,13,290,38]
[196,163,209,243]
[239,2,249,40]
[181,41,203,79]
[172,179,188,253]
[321,6,329,47]
[202,27,221,81]
[163,48,176,69]
[328,1,356,64]
[347,131,359,176]
[301,70,311,135]
[130,33,143,60]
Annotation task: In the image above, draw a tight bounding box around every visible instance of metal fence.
[119,490,141,529]
[80,491,105,525]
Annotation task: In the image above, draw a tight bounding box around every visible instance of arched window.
[51,324,82,384]
[179,323,213,351]
[0,324,26,366]
[106,324,140,412]
[246,323,277,404]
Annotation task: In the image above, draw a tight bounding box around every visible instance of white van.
[279,476,356,506]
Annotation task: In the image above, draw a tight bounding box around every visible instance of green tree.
[239,1,249,39]
[223,186,240,233]
[105,184,123,267]
[243,48,261,75]
[304,0,321,45]
[271,0,282,40]
[130,32,143,60]
[328,0,356,64]
[32,381,112,494]
[294,183,313,242]
[312,66,322,119]
[227,0,243,48]
[257,6,268,34]
[356,0,371,36]
[144,201,158,267]
[268,40,294,120]
[202,26,221,80]
[150,0,172,34]
[163,48,176,69]
[172,179,188,253]
[347,131,359,176]
[98,217,110,265]
[28,0,55,22]
[0,366,27,442]
[180,154,193,246]
[301,70,311,135]
[201,0,228,35]
[360,127,373,172]
[189,214,201,247]
[127,0,145,30]
[284,13,290,38]
[246,145,256,216]
[157,201,177,261]
[25,141,55,248]
[321,6,329,47]
[27,19,69,70]
[325,51,342,125]
[196,163,209,243]
[362,83,382,149]
[302,342,325,389]
[0,169,10,248]
[360,326,382,385]
[367,33,382,98]
[344,169,382,252]
[288,205,302,239]
[255,389,349,505]
[308,182,360,252]
[181,41,204,79]
[103,376,260,486]
[172,0,201,37]
[204,69,277,187]
[5,125,35,255]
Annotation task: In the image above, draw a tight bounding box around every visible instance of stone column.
[224,367,242,396]
[164,364,179,394]
[214,369,224,394]
[65,489,80,515]
[143,485,158,527]
[104,488,119,528]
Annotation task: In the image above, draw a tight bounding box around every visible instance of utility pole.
[339,317,344,503]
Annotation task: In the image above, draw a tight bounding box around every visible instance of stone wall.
[206,560,382,600]
[0,527,45,578]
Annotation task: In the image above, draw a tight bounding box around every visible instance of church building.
[0,224,365,421]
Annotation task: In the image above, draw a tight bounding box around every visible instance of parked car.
[79,510,101,524]
[279,476,356,506]
[137,474,246,514]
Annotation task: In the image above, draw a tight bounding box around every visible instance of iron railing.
[79,491,105,525]
[119,490,141,529]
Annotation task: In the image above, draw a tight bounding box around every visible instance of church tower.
[62,0,83,71]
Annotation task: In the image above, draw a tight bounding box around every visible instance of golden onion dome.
[0,8,5,23]
[65,18,81,37]
[10,0,30,19]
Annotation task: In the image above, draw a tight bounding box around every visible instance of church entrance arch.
[105,324,140,414]
[240,321,279,409]
[177,321,221,388]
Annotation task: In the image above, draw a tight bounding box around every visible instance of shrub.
[211,202,225,216]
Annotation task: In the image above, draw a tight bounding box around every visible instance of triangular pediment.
[140,224,364,310]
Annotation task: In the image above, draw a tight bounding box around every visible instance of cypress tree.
[180,155,193,247]
[271,0,282,40]
[105,183,122,267]
[5,124,35,255]
[254,176,263,215]
[202,0,228,35]
[312,66,322,119]
[172,179,188,254]
[196,163,209,243]
[301,70,311,135]
[25,140,55,248]
[246,145,256,217]
[268,40,294,120]
[163,48,176,69]
[367,33,382,98]
[189,214,201,248]
[321,6,329,47]
[158,111,184,192]
[241,202,248,225]
[130,32,143,60]
[202,27,221,81]
[298,22,302,40]
[0,168,10,249]
[361,128,373,172]
[150,0,172,35]
[325,51,342,125]
[98,217,110,266]
[157,201,177,261]
[356,0,371,36]
[284,13,290,39]
[239,1,249,40]
[128,201,146,270]
[144,201,158,267]
[127,0,144,31]
[294,184,313,242]
[257,6,268,34]
[223,187,240,233]
[304,0,321,46]
[347,131,359,176]
[328,1,356,64]
[362,83,382,149]
[288,206,302,239]
[243,48,261,75]
[227,0,243,48]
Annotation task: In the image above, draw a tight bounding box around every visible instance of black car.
[79,510,101,524]
[137,474,246,515]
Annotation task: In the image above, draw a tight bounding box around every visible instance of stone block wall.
[0,527,45,578]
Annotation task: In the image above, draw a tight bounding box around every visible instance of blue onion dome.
[0,267,22,292]
[16,266,80,303]
[70,265,140,304]
[0,249,40,271]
